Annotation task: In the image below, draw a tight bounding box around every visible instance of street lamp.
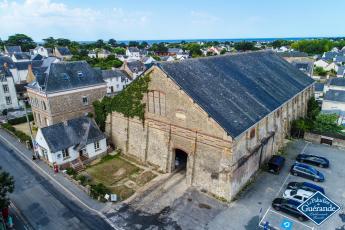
[19,100,37,159]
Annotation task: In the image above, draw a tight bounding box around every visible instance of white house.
[160,56,175,62]
[88,50,97,59]
[97,49,111,59]
[0,66,19,112]
[314,83,324,101]
[314,59,329,69]
[35,116,107,168]
[141,56,156,65]
[126,47,140,59]
[31,46,50,57]
[102,69,131,94]
[322,90,345,124]
[11,53,31,62]
[324,62,339,72]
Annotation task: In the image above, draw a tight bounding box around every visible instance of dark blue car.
[290,163,325,182]
[296,154,329,168]
[287,181,325,194]
[272,198,309,221]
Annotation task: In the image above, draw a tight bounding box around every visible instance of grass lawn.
[86,156,141,186]
[13,122,37,137]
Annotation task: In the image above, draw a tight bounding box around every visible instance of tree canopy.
[313,114,343,134]
[291,39,345,55]
[0,167,15,210]
[234,41,257,51]
[5,34,36,51]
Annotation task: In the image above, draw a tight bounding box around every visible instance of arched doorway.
[174,149,188,171]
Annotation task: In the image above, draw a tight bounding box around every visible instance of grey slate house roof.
[102,69,130,82]
[128,47,140,53]
[337,66,345,76]
[56,47,72,56]
[5,46,22,54]
[314,83,324,92]
[31,54,44,61]
[127,61,146,74]
[13,52,31,60]
[329,77,345,87]
[0,56,16,69]
[322,52,338,61]
[168,48,183,54]
[27,61,105,93]
[278,51,308,58]
[40,116,105,153]
[14,61,31,71]
[335,55,345,63]
[157,51,314,138]
[324,90,345,103]
[291,61,313,76]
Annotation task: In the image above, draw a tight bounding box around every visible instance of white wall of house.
[104,77,130,94]
[126,49,140,59]
[33,47,49,57]
[322,100,345,112]
[314,60,329,68]
[0,76,19,112]
[85,138,107,158]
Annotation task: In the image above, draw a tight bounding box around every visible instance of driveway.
[208,140,345,230]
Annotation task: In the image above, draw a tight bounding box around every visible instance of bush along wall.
[8,114,33,125]
[94,74,150,131]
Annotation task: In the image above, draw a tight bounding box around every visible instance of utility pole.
[20,100,36,159]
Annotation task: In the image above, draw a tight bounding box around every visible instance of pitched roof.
[102,69,130,80]
[126,60,146,74]
[324,90,345,103]
[27,61,105,93]
[168,48,183,54]
[278,51,308,58]
[329,77,345,87]
[128,47,140,53]
[13,52,31,60]
[0,56,16,69]
[40,116,105,152]
[314,83,324,92]
[291,61,313,75]
[157,51,314,138]
[5,46,22,54]
[337,66,345,76]
[56,47,72,56]
[14,61,31,70]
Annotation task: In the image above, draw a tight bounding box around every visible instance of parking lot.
[208,140,345,230]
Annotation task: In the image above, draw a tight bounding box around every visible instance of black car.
[267,155,285,174]
[290,163,325,182]
[296,154,329,168]
[272,198,309,222]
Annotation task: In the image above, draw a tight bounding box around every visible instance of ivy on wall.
[94,74,150,131]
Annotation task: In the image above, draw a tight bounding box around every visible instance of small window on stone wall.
[147,91,166,116]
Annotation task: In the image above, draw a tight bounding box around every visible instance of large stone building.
[27,61,106,128]
[106,52,314,201]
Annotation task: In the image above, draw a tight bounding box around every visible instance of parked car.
[283,189,314,202]
[267,155,285,174]
[290,163,325,182]
[296,154,329,168]
[287,182,325,194]
[272,198,309,221]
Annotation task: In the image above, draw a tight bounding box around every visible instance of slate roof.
[329,77,345,87]
[335,55,345,63]
[13,52,30,60]
[168,48,183,54]
[324,90,345,103]
[314,83,324,92]
[157,51,314,138]
[14,61,31,71]
[27,61,105,93]
[128,47,140,53]
[31,54,44,61]
[56,47,72,56]
[337,66,345,76]
[278,51,308,58]
[322,52,338,61]
[40,116,105,153]
[127,60,146,74]
[5,46,22,54]
[0,56,16,69]
[291,61,313,76]
[102,69,130,81]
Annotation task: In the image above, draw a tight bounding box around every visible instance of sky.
[0,0,345,41]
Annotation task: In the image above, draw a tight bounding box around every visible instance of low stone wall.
[304,132,345,148]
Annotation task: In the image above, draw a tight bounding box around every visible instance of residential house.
[160,56,175,62]
[107,51,314,201]
[291,61,313,77]
[207,46,222,55]
[35,116,107,169]
[14,61,31,83]
[88,50,97,59]
[322,90,345,124]
[4,46,22,55]
[31,46,51,57]
[102,69,131,94]
[53,47,73,60]
[26,61,106,128]
[31,54,44,61]
[141,56,156,65]
[314,59,329,69]
[324,62,339,72]
[11,53,31,62]
[167,48,184,56]
[122,60,146,79]
[325,77,345,92]
[276,46,289,52]
[126,47,140,59]
[322,52,338,62]
[0,64,19,112]
[97,49,111,59]
[334,55,345,65]
[314,83,324,101]
[337,66,345,78]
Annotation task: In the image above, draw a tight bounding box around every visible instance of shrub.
[8,114,33,125]
[90,183,111,201]
[66,168,77,177]
[1,123,31,142]
[76,174,89,186]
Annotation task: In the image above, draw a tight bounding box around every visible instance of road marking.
[0,131,121,230]
[259,207,271,226]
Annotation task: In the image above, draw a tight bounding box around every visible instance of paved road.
[0,138,113,230]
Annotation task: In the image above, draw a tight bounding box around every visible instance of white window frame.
[62,149,70,159]
[5,96,11,105]
[94,141,100,151]
[3,84,9,93]
[82,96,89,106]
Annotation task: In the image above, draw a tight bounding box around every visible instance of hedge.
[1,123,31,143]
[8,114,33,125]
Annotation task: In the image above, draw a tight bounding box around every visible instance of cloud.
[0,0,151,40]
[190,11,220,25]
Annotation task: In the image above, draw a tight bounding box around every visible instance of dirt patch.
[110,185,135,201]
[135,171,157,186]
[113,168,126,177]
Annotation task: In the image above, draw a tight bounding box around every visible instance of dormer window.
[77,71,84,78]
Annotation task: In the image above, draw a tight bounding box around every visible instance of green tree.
[5,34,36,51]
[0,167,15,210]
[113,47,125,55]
[271,40,293,49]
[313,114,343,133]
[43,37,57,48]
[183,43,202,57]
[0,38,4,51]
[150,43,168,53]
[220,49,227,55]
[307,97,320,120]
[128,41,140,47]
[234,41,256,51]
[313,66,328,77]
[108,39,117,47]
[95,39,105,49]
